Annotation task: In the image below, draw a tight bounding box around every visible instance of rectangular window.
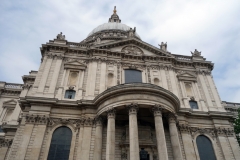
[189,101,198,109]
[125,69,142,83]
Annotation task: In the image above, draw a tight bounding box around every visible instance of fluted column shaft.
[127,103,140,160]
[93,117,103,160]
[168,114,183,160]
[106,109,116,160]
[152,106,169,160]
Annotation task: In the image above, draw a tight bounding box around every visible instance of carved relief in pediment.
[121,45,143,55]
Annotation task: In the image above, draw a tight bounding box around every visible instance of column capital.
[168,113,177,124]
[94,116,103,126]
[152,104,164,117]
[107,108,116,119]
[126,103,139,115]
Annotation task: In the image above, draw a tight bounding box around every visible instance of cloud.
[0,0,240,102]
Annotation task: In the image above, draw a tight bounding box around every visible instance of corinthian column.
[152,105,168,160]
[126,103,140,160]
[93,117,103,160]
[168,114,183,160]
[106,109,116,160]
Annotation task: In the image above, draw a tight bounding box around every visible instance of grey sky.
[0,0,240,102]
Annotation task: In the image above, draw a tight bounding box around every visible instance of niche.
[154,78,159,85]
[108,73,114,87]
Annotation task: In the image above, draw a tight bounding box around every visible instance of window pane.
[125,69,142,83]
[189,101,198,109]
[196,135,216,160]
[47,127,72,160]
[0,126,3,132]
[64,90,76,99]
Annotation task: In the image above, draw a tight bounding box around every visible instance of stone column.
[48,56,63,94]
[29,116,48,160]
[0,139,12,160]
[152,105,168,160]
[178,124,197,160]
[93,117,103,160]
[127,103,140,160]
[37,55,53,93]
[216,127,239,160]
[15,115,35,159]
[106,109,116,160]
[76,119,84,160]
[168,114,183,160]
[81,118,94,160]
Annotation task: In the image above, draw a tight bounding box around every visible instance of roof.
[87,22,141,39]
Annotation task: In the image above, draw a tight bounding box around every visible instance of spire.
[113,6,117,14]
[109,6,121,23]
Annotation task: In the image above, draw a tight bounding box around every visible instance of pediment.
[64,60,87,70]
[93,38,173,57]
[3,99,17,108]
[177,72,197,82]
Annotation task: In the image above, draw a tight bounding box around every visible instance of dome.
[87,22,141,39]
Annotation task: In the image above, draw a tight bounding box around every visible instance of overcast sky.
[0,0,240,102]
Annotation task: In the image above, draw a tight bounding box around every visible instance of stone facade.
[0,7,240,160]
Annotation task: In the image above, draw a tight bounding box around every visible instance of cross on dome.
[109,6,121,23]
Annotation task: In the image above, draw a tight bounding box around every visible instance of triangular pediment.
[64,60,87,70]
[92,38,173,57]
[3,99,17,107]
[177,72,197,82]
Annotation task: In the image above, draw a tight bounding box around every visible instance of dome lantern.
[108,6,121,23]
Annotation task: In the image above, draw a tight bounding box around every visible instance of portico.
[93,83,183,160]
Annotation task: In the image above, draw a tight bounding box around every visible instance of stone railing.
[174,55,192,61]
[4,83,23,89]
[67,42,90,48]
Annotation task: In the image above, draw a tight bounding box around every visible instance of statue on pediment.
[128,27,136,37]
[56,32,65,40]
[159,42,167,51]
[191,49,201,56]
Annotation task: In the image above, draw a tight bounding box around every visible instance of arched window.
[125,69,142,83]
[189,100,198,109]
[64,90,76,99]
[196,135,216,160]
[47,127,72,160]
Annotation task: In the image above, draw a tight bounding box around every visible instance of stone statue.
[191,49,201,56]
[56,32,65,40]
[159,42,167,51]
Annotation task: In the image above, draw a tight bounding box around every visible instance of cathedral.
[0,6,240,160]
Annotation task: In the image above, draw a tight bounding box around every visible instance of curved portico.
[92,83,183,160]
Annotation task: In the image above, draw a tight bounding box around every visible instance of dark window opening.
[125,69,142,83]
[189,100,198,109]
[140,148,149,160]
[0,126,3,132]
[64,90,76,99]
[47,126,72,160]
[114,19,116,22]
[196,135,216,160]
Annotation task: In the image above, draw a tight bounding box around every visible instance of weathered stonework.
[0,6,239,160]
